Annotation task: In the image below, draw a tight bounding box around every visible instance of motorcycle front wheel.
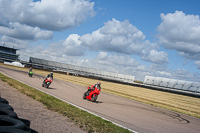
[91,95,98,102]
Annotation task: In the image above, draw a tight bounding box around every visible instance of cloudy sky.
[0,0,200,82]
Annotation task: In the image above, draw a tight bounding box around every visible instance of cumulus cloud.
[169,68,200,82]
[0,0,95,31]
[0,0,95,48]
[141,49,168,64]
[0,22,53,40]
[48,34,84,56]
[158,11,200,60]
[195,61,200,69]
[20,18,168,66]
[96,52,139,67]
[19,43,86,65]
[0,36,28,49]
[80,18,147,54]
[77,52,142,75]
[80,18,168,64]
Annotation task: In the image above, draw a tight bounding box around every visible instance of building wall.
[0,45,19,61]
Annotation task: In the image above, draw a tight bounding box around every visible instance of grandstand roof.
[0,46,19,51]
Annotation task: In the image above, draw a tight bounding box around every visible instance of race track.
[0,66,200,133]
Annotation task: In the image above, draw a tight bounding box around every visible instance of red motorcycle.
[83,85,101,102]
[42,77,53,88]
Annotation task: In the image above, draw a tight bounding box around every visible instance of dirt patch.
[0,80,86,133]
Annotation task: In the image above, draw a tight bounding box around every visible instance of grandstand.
[0,45,20,62]
[29,57,135,84]
[143,76,200,96]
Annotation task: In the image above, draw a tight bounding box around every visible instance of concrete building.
[0,45,20,62]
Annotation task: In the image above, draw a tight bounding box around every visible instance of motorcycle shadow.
[46,87,56,90]
[28,75,35,78]
[93,101,103,104]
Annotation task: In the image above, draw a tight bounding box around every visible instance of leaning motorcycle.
[83,86,101,102]
[42,77,53,88]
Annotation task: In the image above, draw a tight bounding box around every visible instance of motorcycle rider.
[95,82,101,90]
[44,72,53,83]
[87,82,101,95]
[28,67,33,73]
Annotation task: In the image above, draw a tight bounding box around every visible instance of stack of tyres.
[0,97,38,133]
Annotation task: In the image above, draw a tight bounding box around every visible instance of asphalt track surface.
[0,66,200,133]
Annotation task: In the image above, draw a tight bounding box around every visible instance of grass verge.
[0,72,132,133]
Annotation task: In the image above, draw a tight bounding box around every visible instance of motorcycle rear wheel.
[83,92,87,99]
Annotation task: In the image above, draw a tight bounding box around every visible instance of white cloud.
[0,0,95,45]
[97,52,108,60]
[80,18,147,54]
[141,49,168,64]
[80,18,168,64]
[0,36,28,49]
[0,0,95,31]
[170,68,198,81]
[19,44,86,65]
[0,22,53,40]
[157,71,171,77]
[18,34,84,62]
[158,11,200,60]
[195,61,200,69]
[96,52,139,67]
[28,18,168,65]
[49,34,84,56]
[78,52,142,76]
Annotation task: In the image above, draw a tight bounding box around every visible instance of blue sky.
[0,0,200,82]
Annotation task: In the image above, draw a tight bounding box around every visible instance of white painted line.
[0,71,138,133]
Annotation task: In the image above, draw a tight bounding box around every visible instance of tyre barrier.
[0,97,38,133]
[0,116,25,130]
[0,103,14,111]
[0,108,18,118]
[0,128,27,133]
[0,98,9,104]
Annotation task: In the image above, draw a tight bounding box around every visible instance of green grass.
[0,72,132,133]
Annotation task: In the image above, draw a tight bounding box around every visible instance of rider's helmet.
[97,82,101,88]
[50,72,53,76]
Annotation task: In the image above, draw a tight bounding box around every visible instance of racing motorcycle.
[28,71,33,77]
[83,85,101,102]
[42,77,53,88]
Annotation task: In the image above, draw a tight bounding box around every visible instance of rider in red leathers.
[87,82,101,95]
[43,72,53,83]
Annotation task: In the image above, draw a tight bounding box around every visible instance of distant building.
[0,45,20,62]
